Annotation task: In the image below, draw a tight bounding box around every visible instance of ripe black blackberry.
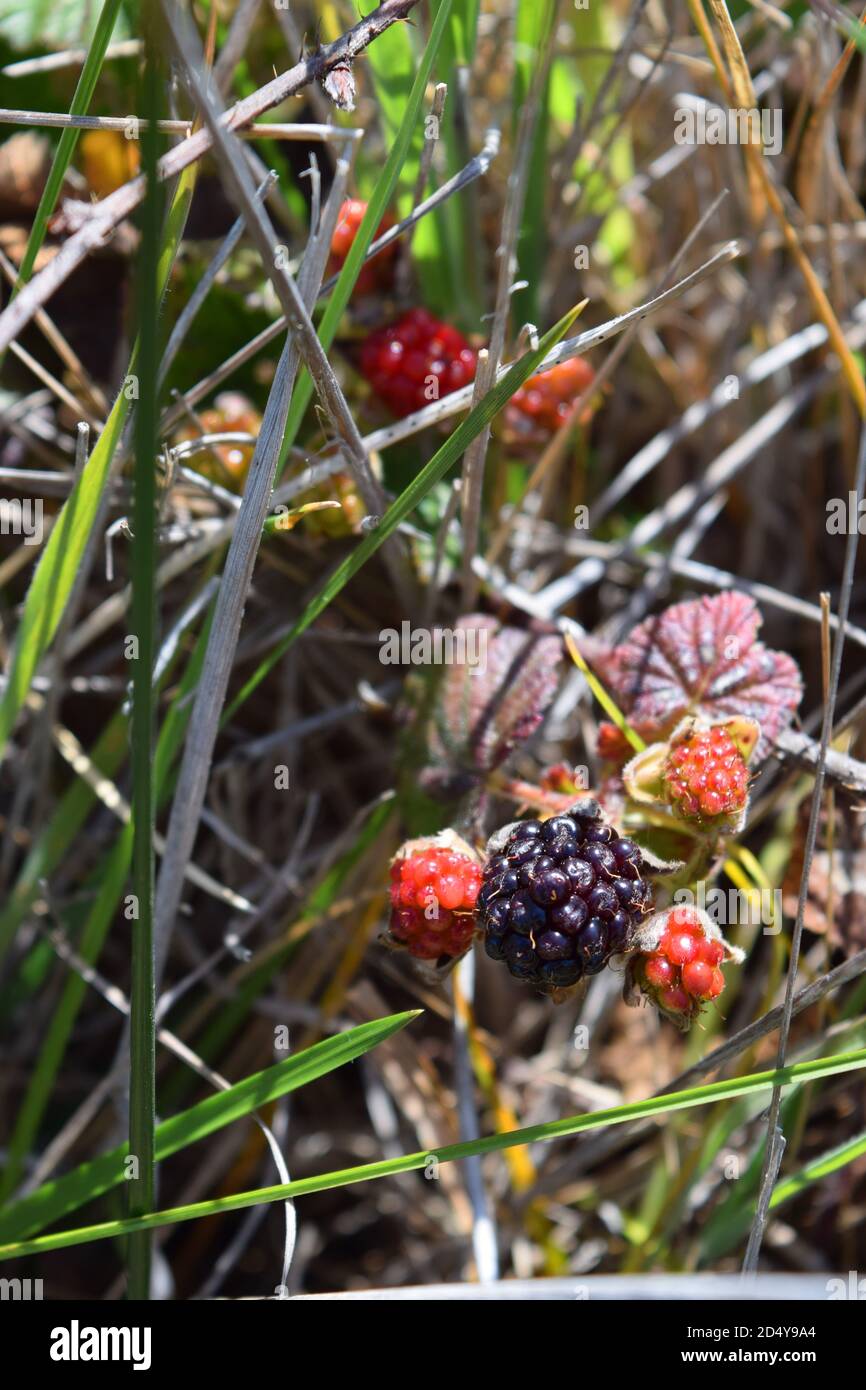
[477,808,653,994]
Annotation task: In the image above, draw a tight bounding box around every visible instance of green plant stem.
[126,37,163,1301]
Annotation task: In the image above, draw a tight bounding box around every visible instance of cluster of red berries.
[507,355,597,435]
[388,843,482,960]
[638,907,725,1020]
[328,198,396,295]
[360,308,478,418]
[386,830,739,1022]
[664,726,749,823]
[334,199,602,438]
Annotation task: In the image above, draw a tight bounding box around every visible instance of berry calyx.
[360,309,478,418]
[328,198,396,295]
[663,725,749,825]
[477,807,653,995]
[507,355,597,437]
[387,836,482,961]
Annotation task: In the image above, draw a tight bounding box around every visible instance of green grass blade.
[0,595,215,1205]
[701,1126,866,1264]
[511,0,556,328]
[0,1010,420,1245]
[410,0,483,324]
[449,0,479,62]
[125,33,163,1301]
[277,0,455,475]
[695,1014,866,1264]
[564,632,646,752]
[0,712,128,963]
[231,304,581,720]
[569,4,636,287]
[11,0,124,292]
[360,13,420,211]
[0,400,127,753]
[0,161,196,762]
[772,1128,866,1204]
[2,1044,864,1261]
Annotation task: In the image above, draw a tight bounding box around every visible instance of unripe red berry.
[644,955,674,988]
[386,836,481,962]
[360,309,477,418]
[696,936,725,966]
[659,984,691,1015]
[507,356,597,437]
[663,725,749,826]
[328,198,396,295]
[662,928,699,965]
[630,904,737,1026]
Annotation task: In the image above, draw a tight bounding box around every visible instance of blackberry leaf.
[583,593,802,763]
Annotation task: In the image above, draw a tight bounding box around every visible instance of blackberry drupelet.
[478,808,653,993]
